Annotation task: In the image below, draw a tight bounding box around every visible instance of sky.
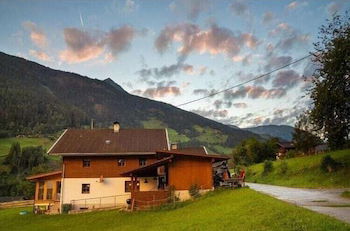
[1,0,349,128]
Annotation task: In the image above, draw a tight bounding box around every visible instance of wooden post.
[35,182,39,201]
[131,198,135,211]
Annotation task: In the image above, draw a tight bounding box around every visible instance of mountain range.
[243,125,295,141]
[0,52,265,154]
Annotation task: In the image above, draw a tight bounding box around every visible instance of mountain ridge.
[243,125,294,141]
[0,51,260,154]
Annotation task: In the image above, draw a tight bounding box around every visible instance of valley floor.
[248,183,350,223]
[0,189,349,231]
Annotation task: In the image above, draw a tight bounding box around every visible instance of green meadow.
[0,137,53,159]
[0,189,349,231]
[246,149,350,188]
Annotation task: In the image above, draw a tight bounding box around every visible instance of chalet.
[27,122,229,214]
[276,141,295,159]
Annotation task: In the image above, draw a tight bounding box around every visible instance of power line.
[177,54,312,107]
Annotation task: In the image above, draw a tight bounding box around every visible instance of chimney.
[113,121,120,133]
[170,143,177,150]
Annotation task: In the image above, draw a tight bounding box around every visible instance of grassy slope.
[0,137,54,159]
[141,118,232,154]
[1,189,349,231]
[247,149,350,188]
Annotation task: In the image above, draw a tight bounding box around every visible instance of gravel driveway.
[248,183,350,224]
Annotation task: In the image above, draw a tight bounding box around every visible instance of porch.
[122,156,173,210]
[26,170,62,214]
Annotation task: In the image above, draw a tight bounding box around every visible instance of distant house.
[276,141,295,159]
[27,122,229,214]
[314,144,329,153]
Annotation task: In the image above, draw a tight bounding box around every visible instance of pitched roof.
[121,156,174,176]
[26,170,62,180]
[174,146,208,154]
[278,142,295,149]
[48,128,169,155]
[156,150,230,162]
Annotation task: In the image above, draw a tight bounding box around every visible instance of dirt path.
[247,183,350,224]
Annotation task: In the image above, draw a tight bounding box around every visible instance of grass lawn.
[0,189,349,231]
[0,137,54,160]
[246,149,350,188]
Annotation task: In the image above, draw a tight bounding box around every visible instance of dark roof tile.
[49,128,169,155]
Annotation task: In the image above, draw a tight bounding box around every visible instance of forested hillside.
[0,52,260,154]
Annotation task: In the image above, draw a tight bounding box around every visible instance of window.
[56,181,61,199]
[125,181,132,192]
[46,181,53,200]
[82,159,90,167]
[82,184,90,194]
[38,181,44,200]
[56,181,61,194]
[124,181,139,192]
[139,158,147,167]
[117,159,126,167]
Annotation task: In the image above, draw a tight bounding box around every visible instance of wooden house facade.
[27,122,229,214]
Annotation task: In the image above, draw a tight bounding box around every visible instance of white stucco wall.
[61,177,159,210]
[61,177,131,209]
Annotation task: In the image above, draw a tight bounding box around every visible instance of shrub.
[285,150,297,159]
[188,184,200,199]
[62,204,72,214]
[320,155,339,172]
[263,160,273,175]
[278,161,288,174]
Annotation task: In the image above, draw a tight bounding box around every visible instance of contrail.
[79,11,84,28]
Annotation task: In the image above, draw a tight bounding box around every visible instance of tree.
[4,142,21,173]
[293,113,322,153]
[309,13,350,149]
[232,138,277,166]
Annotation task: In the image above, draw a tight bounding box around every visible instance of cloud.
[231,0,249,17]
[132,81,180,98]
[272,70,300,88]
[224,86,287,100]
[138,86,180,98]
[270,23,309,51]
[232,103,247,108]
[213,100,223,109]
[326,2,342,16]
[123,0,137,12]
[262,12,274,24]
[22,21,48,48]
[29,49,52,62]
[286,1,298,10]
[264,55,293,71]
[193,88,216,96]
[191,109,228,118]
[155,23,258,60]
[60,28,104,63]
[277,33,309,51]
[138,61,209,79]
[105,26,135,56]
[138,63,188,79]
[60,26,135,63]
[269,23,292,36]
[169,0,210,20]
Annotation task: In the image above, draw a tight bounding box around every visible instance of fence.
[131,190,173,210]
[0,200,34,209]
[70,194,130,211]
